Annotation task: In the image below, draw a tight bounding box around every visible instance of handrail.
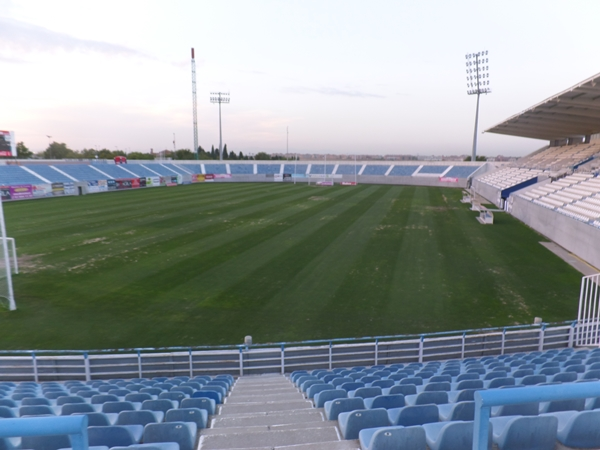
[0,415,88,450]
[473,383,600,450]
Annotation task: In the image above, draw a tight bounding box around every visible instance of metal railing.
[0,321,583,381]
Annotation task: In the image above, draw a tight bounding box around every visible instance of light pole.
[465,51,491,163]
[210,92,230,161]
[191,48,198,160]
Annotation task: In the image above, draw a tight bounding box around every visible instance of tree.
[16,142,33,159]
[97,149,114,159]
[254,152,271,160]
[464,155,487,161]
[80,148,98,159]
[128,152,154,160]
[238,151,244,160]
[173,149,196,160]
[43,142,77,159]
[210,146,215,159]
[222,144,229,160]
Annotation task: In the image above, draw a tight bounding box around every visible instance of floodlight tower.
[465,51,491,162]
[210,92,230,161]
[191,48,199,160]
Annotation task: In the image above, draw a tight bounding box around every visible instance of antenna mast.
[191,48,199,160]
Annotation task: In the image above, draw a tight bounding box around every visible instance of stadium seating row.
[0,374,234,450]
[289,347,600,450]
[0,163,480,186]
[518,173,600,225]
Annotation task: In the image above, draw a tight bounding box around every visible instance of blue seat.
[180,397,216,415]
[331,377,354,388]
[492,401,539,417]
[140,388,163,396]
[165,407,207,429]
[359,376,381,384]
[429,375,452,383]
[88,425,143,446]
[60,403,96,415]
[306,383,335,399]
[91,394,119,404]
[437,401,475,421]
[401,377,423,386]
[485,377,515,389]
[490,415,558,450]
[0,406,15,418]
[324,397,365,420]
[108,389,131,397]
[73,412,111,426]
[338,408,390,439]
[387,404,439,426]
[102,401,136,414]
[192,390,222,404]
[582,369,600,380]
[295,375,318,387]
[125,393,153,403]
[484,371,507,381]
[370,380,395,389]
[21,397,51,406]
[19,405,55,417]
[170,386,194,396]
[519,375,546,386]
[540,397,586,413]
[158,391,186,405]
[383,384,417,396]
[363,394,405,410]
[21,434,71,450]
[456,373,480,382]
[56,396,86,406]
[455,380,483,390]
[116,410,163,426]
[512,369,534,378]
[359,425,426,450]
[141,399,177,414]
[349,387,382,399]
[405,391,448,406]
[423,420,491,450]
[423,382,451,392]
[143,421,197,450]
[543,410,600,448]
[339,382,364,392]
[539,367,561,376]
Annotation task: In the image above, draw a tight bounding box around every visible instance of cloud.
[0,17,152,59]
[282,86,385,98]
[0,54,28,64]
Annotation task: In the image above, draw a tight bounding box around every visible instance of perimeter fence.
[0,321,591,381]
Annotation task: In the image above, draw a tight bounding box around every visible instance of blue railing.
[0,415,88,450]
[473,382,600,450]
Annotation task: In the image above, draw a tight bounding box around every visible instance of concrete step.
[219,400,313,415]
[211,409,324,428]
[202,421,336,436]
[236,441,360,450]
[198,426,341,449]
[226,393,304,403]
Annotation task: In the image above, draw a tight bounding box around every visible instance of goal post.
[576,273,600,347]
[0,196,15,310]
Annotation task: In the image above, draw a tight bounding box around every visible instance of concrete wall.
[472,179,501,207]
[510,195,600,270]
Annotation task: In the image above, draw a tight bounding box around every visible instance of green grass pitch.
[0,183,582,350]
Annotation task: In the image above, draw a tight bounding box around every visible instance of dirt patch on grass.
[309,196,328,201]
[81,237,107,245]
[17,254,53,273]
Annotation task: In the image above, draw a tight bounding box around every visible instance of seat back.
[143,421,197,450]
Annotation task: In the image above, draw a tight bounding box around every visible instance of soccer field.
[0,183,582,350]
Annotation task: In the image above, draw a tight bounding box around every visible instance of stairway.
[198,374,359,449]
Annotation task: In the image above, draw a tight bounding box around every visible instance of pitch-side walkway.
[198,374,359,450]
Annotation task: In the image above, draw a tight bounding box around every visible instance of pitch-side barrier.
[0,321,590,381]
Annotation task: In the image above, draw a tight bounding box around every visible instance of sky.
[1,0,600,157]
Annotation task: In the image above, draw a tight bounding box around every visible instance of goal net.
[0,196,15,311]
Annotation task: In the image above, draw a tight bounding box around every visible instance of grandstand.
[3,346,600,449]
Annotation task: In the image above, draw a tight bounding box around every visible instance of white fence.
[576,273,600,346]
[0,322,577,381]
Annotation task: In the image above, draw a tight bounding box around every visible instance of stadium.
[2,6,600,450]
